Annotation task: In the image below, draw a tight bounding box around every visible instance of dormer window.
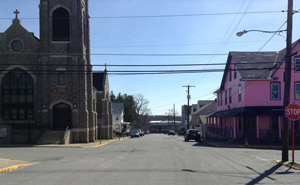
[52,7,70,41]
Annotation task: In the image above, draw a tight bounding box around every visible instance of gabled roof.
[231,51,283,80]
[93,72,106,91]
[197,100,214,107]
[112,103,123,114]
[192,102,217,116]
[218,39,300,91]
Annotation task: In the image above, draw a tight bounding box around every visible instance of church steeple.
[13,9,21,25]
[14,9,20,19]
[39,0,90,63]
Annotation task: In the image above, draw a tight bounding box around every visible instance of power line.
[0,10,285,20]
[0,53,229,56]
[189,21,288,103]
[0,61,284,67]
[0,66,291,76]
[91,40,282,48]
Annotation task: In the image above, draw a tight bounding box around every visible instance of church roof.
[93,72,106,91]
[112,103,124,115]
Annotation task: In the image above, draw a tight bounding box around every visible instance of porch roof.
[209,106,283,117]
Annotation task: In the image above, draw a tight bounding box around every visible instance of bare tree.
[166,108,179,131]
[134,94,151,130]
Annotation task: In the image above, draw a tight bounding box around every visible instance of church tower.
[39,0,95,143]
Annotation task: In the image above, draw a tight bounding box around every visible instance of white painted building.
[112,103,130,134]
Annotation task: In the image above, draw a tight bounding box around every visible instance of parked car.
[168,130,175,135]
[184,129,201,142]
[131,131,140,138]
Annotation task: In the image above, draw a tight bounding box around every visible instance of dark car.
[184,129,201,142]
[168,130,175,135]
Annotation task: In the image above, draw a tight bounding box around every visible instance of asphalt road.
[0,134,300,185]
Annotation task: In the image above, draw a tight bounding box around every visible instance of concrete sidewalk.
[203,138,300,149]
[0,137,129,148]
[276,160,300,171]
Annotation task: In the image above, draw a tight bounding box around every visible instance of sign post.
[285,103,300,163]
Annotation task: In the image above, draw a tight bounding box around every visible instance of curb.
[94,143,109,148]
[0,137,129,148]
[233,145,300,150]
[0,163,37,173]
[275,160,300,170]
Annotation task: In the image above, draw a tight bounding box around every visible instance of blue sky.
[1,0,300,115]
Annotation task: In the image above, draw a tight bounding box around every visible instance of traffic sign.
[285,103,300,121]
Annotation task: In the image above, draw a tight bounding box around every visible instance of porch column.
[233,117,236,139]
[278,116,282,139]
[256,116,259,139]
[206,117,209,132]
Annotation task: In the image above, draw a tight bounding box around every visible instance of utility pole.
[282,0,293,162]
[173,104,176,131]
[183,85,195,130]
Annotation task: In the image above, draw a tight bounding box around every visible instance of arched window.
[52,7,70,41]
[1,69,34,120]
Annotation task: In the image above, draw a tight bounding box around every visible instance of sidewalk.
[0,137,129,148]
[203,138,300,150]
[276,160,300,171]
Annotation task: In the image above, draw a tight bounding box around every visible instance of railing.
[63,126,70,144]
[37,124,46,144]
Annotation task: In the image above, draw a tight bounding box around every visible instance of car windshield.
[189,130,198,134]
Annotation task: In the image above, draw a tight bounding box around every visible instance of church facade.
[0,0,112,144]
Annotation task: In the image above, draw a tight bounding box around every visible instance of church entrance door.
[53,103,72,130]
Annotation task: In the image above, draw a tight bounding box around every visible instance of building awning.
[209,106,283,117]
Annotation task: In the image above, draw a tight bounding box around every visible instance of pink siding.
[217,60,246,111]
[216,43,300,111]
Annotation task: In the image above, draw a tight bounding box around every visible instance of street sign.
[285,103,300,121]
[285,103,300,163]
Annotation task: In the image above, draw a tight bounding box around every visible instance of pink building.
[207,39,300,144]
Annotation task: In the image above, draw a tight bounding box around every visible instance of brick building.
[0,0,112,144]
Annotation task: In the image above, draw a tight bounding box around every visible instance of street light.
[236,29,286,37]
[236,0,293,161]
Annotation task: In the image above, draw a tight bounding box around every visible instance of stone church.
[0,0,113,144]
